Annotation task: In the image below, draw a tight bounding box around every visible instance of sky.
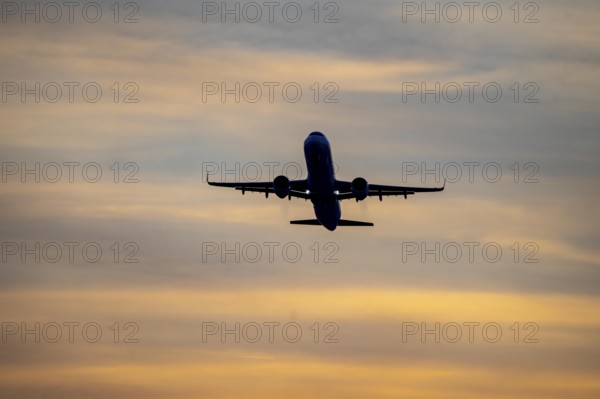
[0,0,599,397]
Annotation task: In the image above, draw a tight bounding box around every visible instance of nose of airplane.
[304,131,328,152]
[305,131,327,143]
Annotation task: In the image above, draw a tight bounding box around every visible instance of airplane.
[207,131,445,231]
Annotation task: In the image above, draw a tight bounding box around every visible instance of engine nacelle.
[352,177,369,201]
[273,175,290,199]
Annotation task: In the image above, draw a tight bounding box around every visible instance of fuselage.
[304,132,341,231]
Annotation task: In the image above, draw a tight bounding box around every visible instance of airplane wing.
[207,175,310,199]
[335,180,445,201]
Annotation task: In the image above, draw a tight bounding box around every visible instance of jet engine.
[273,175,290,199]
[352,177,369,201]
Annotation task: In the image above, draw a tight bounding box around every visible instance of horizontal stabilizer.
[290,219,374,227]
[338,219,374,226]
[290,219,322,225]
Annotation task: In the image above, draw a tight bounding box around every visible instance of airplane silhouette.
[208,132,445,231]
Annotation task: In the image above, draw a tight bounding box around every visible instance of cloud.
[1,0,599,397]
